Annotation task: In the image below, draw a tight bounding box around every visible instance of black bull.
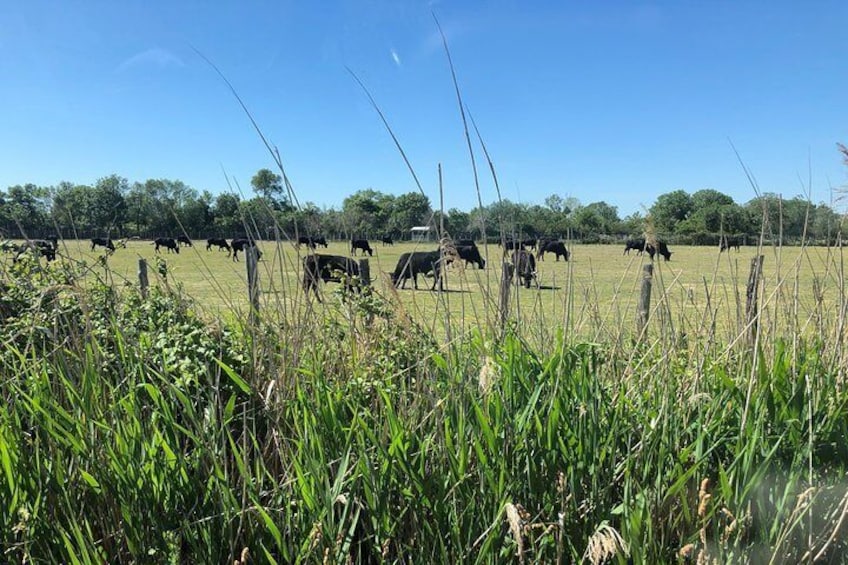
[302,254,361,301]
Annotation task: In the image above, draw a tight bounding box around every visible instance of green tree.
[342,189,394,237]
[388,192,432,236]
[212,193,242,234]
[4,183,50,236]
[650,190,693,234]
[443,208,470,237]
[251,168,283,200]
[572,201,620,235]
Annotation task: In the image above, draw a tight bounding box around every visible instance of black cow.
[296,235,329,249]
[206,238,231,253]
[456,239,476,247]
[645,241,672,261]
[457,245,485,269]
[512,249,537,288]
[720,236,741,252]
[390,250,445,291]
[623,238,647,255]
[521,238,537,249]
[177,235,193,247]
[381,235,394,246]
[501,239,523,253]
[153,237,180,254]
[351,239,373,256]
[302,254,361,302]
[538,240,569,262]
[297,236,315,249]
[14,240,56,262]
[91,237,115,251]
[231,238,262,262]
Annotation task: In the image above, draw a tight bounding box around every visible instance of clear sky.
[2,1,847,216]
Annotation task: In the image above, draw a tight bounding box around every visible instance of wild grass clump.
[1,255,848,563]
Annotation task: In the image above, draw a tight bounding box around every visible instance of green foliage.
[1,255,848,562]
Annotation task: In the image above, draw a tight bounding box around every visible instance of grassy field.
[32,237,848,347]
[3,237,848,562]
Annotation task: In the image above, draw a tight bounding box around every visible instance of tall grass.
[2,246,848,563]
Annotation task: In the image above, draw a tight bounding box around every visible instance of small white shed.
[410,226,432,242]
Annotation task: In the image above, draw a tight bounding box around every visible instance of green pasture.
[29,238,847,345]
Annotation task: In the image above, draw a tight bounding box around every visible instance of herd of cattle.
[299,235,703,300]
[1,232,746,300]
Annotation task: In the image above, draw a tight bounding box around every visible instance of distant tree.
[485,200,533,237]
[544,194,565,214]
[4,183,50,236]
[621,211,646,236]
[212,193,242,234]
[342,189,394,237]
[443,208,470,237]
[650,190,693,234]
[388,192,432,236]
[90,175,128,234]
[746,194,810,240]
[572,201,620,235]
[251,168,283,200]
[176,191,213,236]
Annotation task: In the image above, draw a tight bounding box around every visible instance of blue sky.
[1,1,847,216]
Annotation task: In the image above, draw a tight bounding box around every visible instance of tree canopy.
[1,168,843,245]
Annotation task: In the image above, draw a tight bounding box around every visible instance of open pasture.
[26,237,847,345]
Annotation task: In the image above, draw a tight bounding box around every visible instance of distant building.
[410,226,432,242]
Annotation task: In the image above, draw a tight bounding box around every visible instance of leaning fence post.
[499,261,514,334]
[746,255,764,344]
[636,263,653,340]
[138,258,148,299]
[246,246,260,322]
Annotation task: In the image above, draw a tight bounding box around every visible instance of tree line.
[1,168,843,245]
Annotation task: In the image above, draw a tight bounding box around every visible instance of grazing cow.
[14,240,56,262]
[90,237,115,252]
[501,239,523,254]
[645,241,672,261]
[153,237,180,254]
[720,236,741,252]
[296,235,328,249]
[176,235,193,247]
[296,235,315,249]
[350,239,373,257]
[512,249,537,288]
[206,238,231,253]
[457,245,485,269]
[231,238,262,262]
[381,235,394,246]
[302,254,361,302]
[391,250,445,291]
[538,240,569,262]
[624,238,647,255]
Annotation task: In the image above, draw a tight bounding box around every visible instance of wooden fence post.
[358,258,371,288]
[746,255,764,343]
[499,261,514,334]
[636,263,653,340]
[138,258,148,299]
[246,246,260,322]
